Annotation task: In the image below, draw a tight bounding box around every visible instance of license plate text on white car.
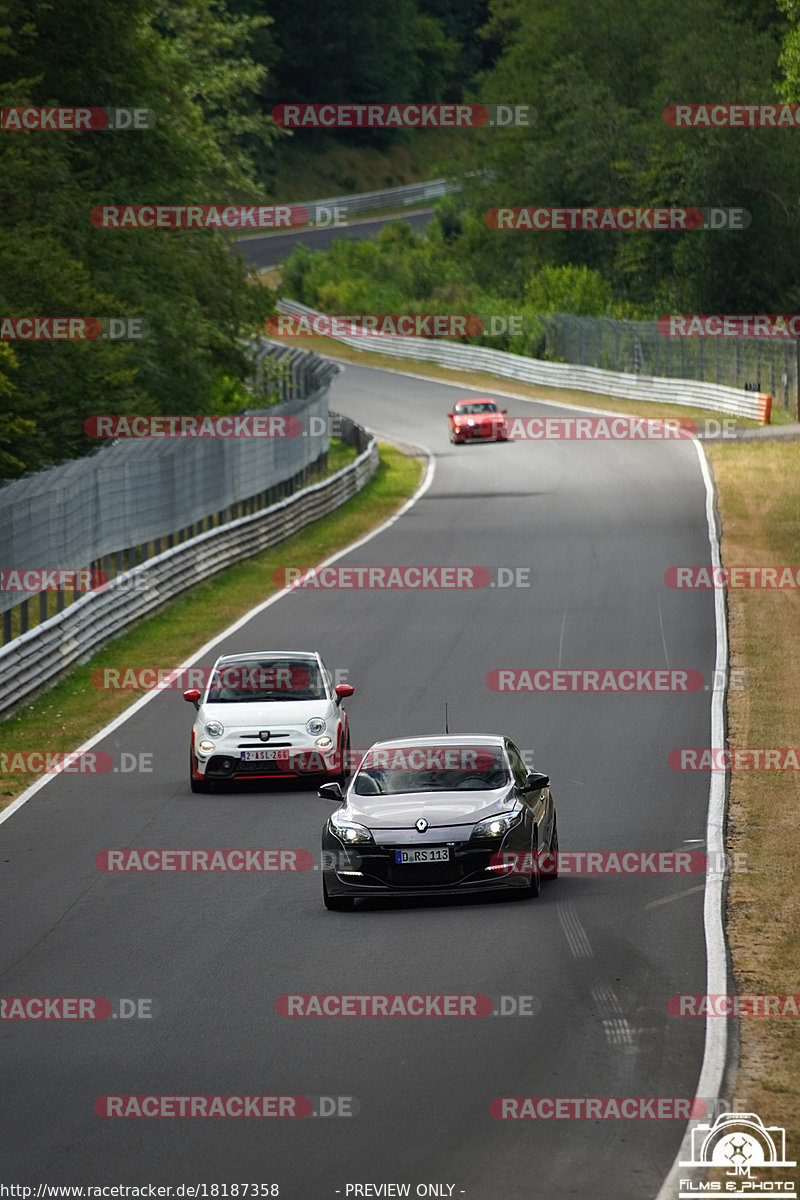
[240,749,290,761]
[394,847,451,864]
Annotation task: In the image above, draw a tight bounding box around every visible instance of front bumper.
[195,744,343,782]
[321,831,533,898]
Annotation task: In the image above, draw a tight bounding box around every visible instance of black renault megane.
[319,734,558,910]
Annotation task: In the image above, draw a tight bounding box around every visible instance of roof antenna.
[445,701,449,735]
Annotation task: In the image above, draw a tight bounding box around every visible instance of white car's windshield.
[206,660,326,702]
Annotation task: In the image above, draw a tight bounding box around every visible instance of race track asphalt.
[0,363,719,1197]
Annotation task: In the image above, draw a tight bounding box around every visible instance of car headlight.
[306,717,326,735]
[205,721,224,738]
[329,812,373,844]
[197,739,216,756]
[471,809,523,839]
[315,736,333,749]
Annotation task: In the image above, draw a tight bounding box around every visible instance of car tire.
[323,878,355,911]
[544,813,559,880]
[189,752,211,793]
[526,834,541,897]
[334,729,351,786]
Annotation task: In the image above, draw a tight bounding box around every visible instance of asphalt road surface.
[235,209,435,269]
[0,364,718,1198]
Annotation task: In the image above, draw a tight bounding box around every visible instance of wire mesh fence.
[0,343,341,643]
[537,314,799,418]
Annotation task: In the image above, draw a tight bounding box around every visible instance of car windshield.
[457,403,497,414]
[353,745,510,795]
[206,660,326,702]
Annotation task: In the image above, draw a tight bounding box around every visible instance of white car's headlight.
[306,717,326,735]
[315,736,333,749]
[329,812,373,844]
[205,721,224,738]
[197,739,216,756]
[471,810,523,839]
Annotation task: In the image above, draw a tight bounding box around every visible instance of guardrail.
[281,176,466,220]
[0,416,378,721]
[276,299,772,424]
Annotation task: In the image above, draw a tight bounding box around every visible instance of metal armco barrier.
[0,417,378,720]
[276,299,772,424]
[283,177,465,220]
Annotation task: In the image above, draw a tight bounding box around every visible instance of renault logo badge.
[415,818,428,833]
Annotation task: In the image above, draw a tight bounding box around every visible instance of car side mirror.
[319,782,344,802]
[183,688,201,708]
[501,408,508,414]
[523,771,550,792]
[335,683,355,701]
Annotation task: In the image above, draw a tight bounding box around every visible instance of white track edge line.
[0,441,435,829]
[654,438,731,1198]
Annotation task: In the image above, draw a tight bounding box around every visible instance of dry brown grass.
[705,440,800,1143]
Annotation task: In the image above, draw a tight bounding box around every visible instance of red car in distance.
[447,398,509,443]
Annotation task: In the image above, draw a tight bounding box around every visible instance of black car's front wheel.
[323,878,355,911]
[544,813,559,881]
[526,834,541,897]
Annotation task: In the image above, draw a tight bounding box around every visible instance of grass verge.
[704,440,800,1144]
[0,442,423,813]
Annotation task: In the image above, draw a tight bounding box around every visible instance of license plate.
[394,847,451,864]
[240,749,290,762]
